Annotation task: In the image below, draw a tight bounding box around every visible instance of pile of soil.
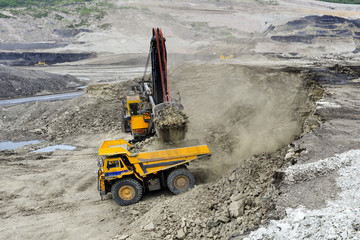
[113,149,295,240]
[154,105,189,143]
[0,64,84,99]
[0,80,135,141]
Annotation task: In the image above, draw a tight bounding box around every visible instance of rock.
[29,128,43,135]
[285,152,294,160]
[118,235,128,240]
[144,222,155,231]
[230,193,246,202]
[254,197,263,207]
[229,199,245,218]
[228,172,236,181]
[176,229,186,240]
[131,210,141,215]
[217,215,230,223]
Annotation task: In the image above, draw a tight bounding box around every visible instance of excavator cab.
[123,95,151,140]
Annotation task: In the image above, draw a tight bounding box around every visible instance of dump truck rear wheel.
[111,179,142,205]
[167,168,195,195]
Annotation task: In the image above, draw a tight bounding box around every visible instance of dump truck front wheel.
[111,179,143,205]
[167,168,195,195]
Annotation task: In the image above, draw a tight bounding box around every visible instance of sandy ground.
[1,0,360,240]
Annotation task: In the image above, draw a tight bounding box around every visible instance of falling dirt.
[154,105,189,143]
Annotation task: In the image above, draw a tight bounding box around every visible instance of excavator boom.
[151,28,171,104]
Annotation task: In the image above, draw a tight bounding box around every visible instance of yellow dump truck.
[34,61,47,66]
[97,139,211,205]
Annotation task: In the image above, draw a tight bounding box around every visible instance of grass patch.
[99,23,111,30]
[54,13,64,20]
[67,18,89,28]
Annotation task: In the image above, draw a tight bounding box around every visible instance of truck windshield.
[107,160,119,169]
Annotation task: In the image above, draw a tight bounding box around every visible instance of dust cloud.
[170,63,310,176]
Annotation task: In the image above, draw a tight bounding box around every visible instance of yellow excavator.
[123,28,185,142]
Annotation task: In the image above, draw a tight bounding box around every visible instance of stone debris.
[113,150,288,240]
[279,150,360,184]
[143,222,155,231]
[245,150,360,239]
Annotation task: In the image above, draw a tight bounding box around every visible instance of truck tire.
[167,168,195,195]
[111,179,143,206]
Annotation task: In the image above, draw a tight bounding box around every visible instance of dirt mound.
[0,80,136,141]
[154,105,189,143]
[270,15,360,44]
[113,149,291,240]
[0,64,84,99]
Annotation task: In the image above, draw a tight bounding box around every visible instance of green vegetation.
[99,23,111,30]
[0,0,111,28]
[54,13,63,20]
[0,0,93,8]
[318,0,360,3]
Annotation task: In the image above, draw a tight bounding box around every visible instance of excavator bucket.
[153,103,188,143]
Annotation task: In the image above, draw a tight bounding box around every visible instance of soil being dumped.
[154,105,189,143]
